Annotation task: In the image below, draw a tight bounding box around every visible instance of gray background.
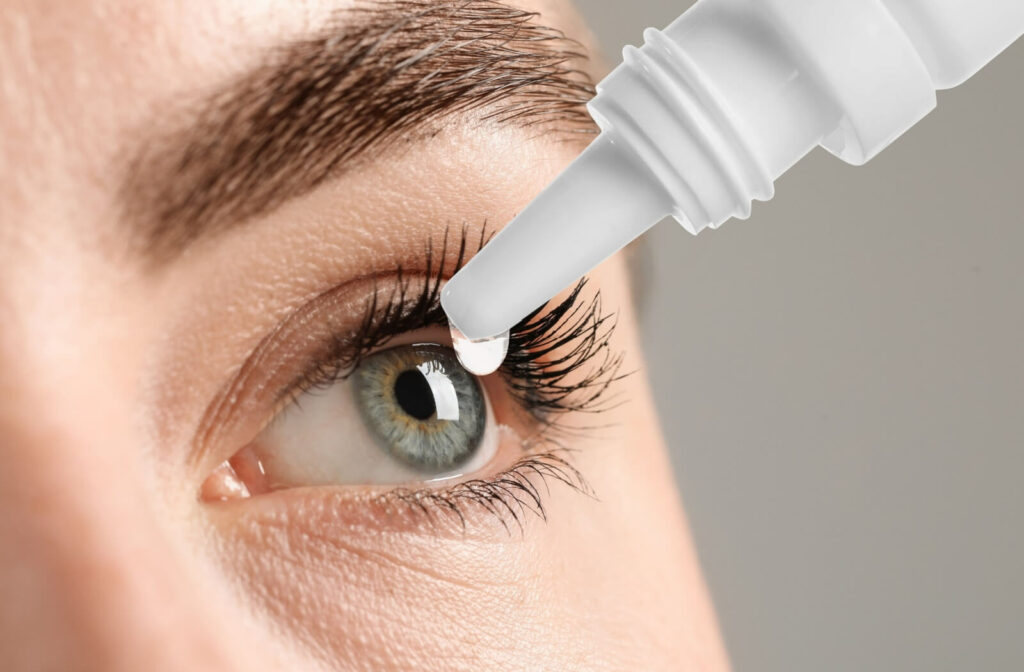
[574,2,1024,671]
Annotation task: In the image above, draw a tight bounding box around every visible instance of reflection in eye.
[233,344,499,492]
[353,345,486,473]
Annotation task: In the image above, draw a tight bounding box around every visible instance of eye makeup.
[197,227,624,527]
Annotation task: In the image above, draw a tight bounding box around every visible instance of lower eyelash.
[380,450,593,533]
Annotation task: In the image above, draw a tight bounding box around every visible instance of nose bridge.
[0,242,267,670]
[0,403,242,671]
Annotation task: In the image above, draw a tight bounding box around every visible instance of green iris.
[352,344,487,473]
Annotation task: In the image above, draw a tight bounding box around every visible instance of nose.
[0,415,251,671]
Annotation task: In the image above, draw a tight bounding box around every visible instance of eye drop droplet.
[450,327,510,376]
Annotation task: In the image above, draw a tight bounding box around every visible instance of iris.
[353,345,486,473]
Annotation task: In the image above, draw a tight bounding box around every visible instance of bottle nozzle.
[441,133,669,341]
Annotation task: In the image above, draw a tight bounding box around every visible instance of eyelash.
[288,226,625,421]
[276,226,625,527]
[383,452,593,533]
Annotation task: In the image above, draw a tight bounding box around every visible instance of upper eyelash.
[286,225,479,395]
[290,225,627,426]
[503,279,628,422]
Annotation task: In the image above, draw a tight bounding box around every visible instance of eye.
[195,240,622,516]
[206,343,499,497]
[352,344,488,473]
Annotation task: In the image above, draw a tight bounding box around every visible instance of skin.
[0,1,729,670]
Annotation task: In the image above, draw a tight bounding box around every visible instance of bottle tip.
[441,273,516,342]
[450,327,510,376]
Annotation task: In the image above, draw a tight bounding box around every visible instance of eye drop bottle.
[442,0,1024,343]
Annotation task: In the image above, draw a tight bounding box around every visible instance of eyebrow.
[122,0,596,261]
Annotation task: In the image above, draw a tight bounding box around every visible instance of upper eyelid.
[190,274,407,472]
[191,228,485,473]
[191,245,625,486]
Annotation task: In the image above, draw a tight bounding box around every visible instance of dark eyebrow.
[122,0,596,262]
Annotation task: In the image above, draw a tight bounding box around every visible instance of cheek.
[203,499,573,669]
[199,425,695,671]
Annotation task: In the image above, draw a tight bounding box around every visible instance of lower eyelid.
[202,448,591,538]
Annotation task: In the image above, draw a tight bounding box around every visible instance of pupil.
[393,370,437,421]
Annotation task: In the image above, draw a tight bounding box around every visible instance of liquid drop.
[450,327,510,376]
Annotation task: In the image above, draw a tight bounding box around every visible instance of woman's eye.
[209,344,500,496]
[352,345,488,473]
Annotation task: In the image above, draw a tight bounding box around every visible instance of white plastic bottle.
[442,0,1024,350]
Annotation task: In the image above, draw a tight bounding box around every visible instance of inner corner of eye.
[200,342,511,503]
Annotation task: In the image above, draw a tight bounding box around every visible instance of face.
[0,1,728,670]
